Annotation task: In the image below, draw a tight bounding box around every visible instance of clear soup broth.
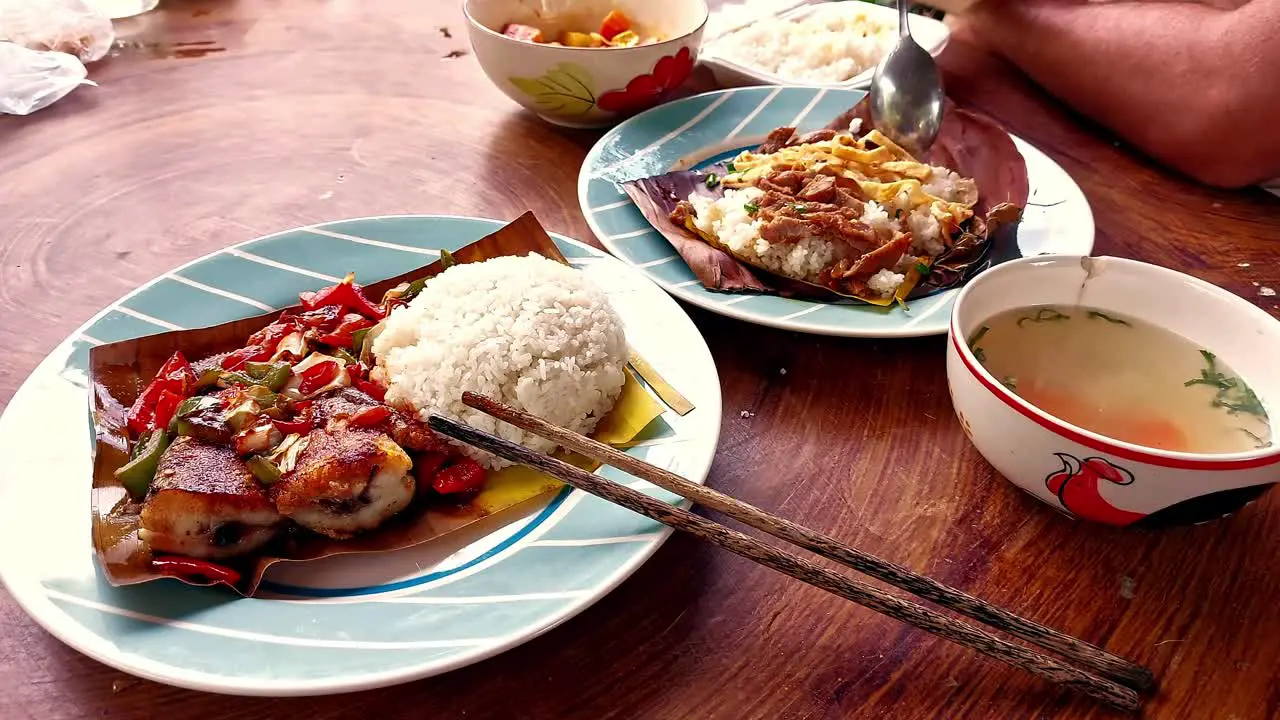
[969,305,1271,454]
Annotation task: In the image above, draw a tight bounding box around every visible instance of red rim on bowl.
[949,260,1280,472]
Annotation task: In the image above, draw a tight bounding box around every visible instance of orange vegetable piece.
[599,9,631,40]
[503,23,545,43]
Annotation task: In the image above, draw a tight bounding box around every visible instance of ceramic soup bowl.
[947,255,1280,527]
[464,0,707,129]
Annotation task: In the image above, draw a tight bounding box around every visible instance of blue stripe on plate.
[593,207,658,238]
[724,294,902,328]
[409,543,650,598]
[730,87,820,140]
[47,598,469,679]
[313,217,476,251]
[61,339,93,377]
[605,232,676,266]
[538,495,665,541]
[795,89,866,133]
[121,278,263,329]
[258,486,573,598]
[549,240,597,259]
[85,309,174,342]
[537,465,685,543]
[245,231,426,284]
[642,258,698,286]
[175,255,319,309]
[44,576,575,643]
[586,178,625,208]
[594,88,784,185]
[595,93,722,157]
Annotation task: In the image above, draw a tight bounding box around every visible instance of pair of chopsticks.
[428,395,1155,713]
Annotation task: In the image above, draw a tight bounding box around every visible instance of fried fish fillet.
[273,426,414,539]
[139,436,281,559]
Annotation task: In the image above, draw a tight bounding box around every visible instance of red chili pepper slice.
[220,344,272,372]
[299,273,386,320]
[352,377,386,402]
[247,320,301,349]
[316,314,376,348]
[151,557,242,586]
[297,360,340,396]
[348,405,392,428]
[432,457,487,494]
[126,352,196,434]
[152,390,185,432]
[272,412,313,436]
[413,451,450,490]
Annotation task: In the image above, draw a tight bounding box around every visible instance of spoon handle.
[899,0,912,38]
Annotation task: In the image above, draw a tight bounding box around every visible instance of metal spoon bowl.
[869,1,944,156]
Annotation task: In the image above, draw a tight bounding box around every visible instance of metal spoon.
[869,1,944,156]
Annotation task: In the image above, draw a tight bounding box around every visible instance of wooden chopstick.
[461,392,1155,693]
[427,413,1143,713]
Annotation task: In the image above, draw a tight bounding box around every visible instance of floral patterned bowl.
[947,255,1280,528]
[464,0,707,128]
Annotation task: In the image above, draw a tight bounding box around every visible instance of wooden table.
[3,1,1278,718]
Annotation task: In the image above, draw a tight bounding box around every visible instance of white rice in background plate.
[372,253,628,469]
[706,3,897,84]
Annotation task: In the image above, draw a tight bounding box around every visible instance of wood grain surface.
[2,1,1279,719]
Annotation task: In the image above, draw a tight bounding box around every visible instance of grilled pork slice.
[273,427,414,539]
[139,436,281,559]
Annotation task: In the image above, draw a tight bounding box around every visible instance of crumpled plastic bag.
[0,0,115,63]
[0,42,96,115]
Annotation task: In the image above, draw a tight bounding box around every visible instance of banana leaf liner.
[620,97,1030,305]
[90,212,677,596]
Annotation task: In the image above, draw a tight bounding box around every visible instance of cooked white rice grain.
[859,200,898,241]
[907,206,945,256]
[709,5,896,84]
[372,254,627,470]
[867,269,905,297]
[690,186,837,283]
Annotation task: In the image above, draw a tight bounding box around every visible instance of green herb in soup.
[969,305,1271,453]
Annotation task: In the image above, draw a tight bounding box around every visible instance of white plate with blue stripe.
[0,215,721,696]
[578,86,1095,337]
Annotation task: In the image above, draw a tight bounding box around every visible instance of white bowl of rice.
[372,253,628,469]
[700,1,950,88]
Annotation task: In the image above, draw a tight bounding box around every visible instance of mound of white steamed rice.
[707,3,896,84]
[372,253,628,469]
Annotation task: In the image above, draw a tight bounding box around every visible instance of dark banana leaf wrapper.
[621,97,1031,301]
[90,212,665,596]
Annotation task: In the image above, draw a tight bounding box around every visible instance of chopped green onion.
[399,277,428,304]
[915,262,931,276]
[968,325,990,364]
[725,161,737,173]
[1186,349,1267,418]
[1016,307,1071,327]
[968,325,990,348]
[439,249,457,269]
[1087,310,1131,326]
[744,202,759,215]
[704,173,720,189]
